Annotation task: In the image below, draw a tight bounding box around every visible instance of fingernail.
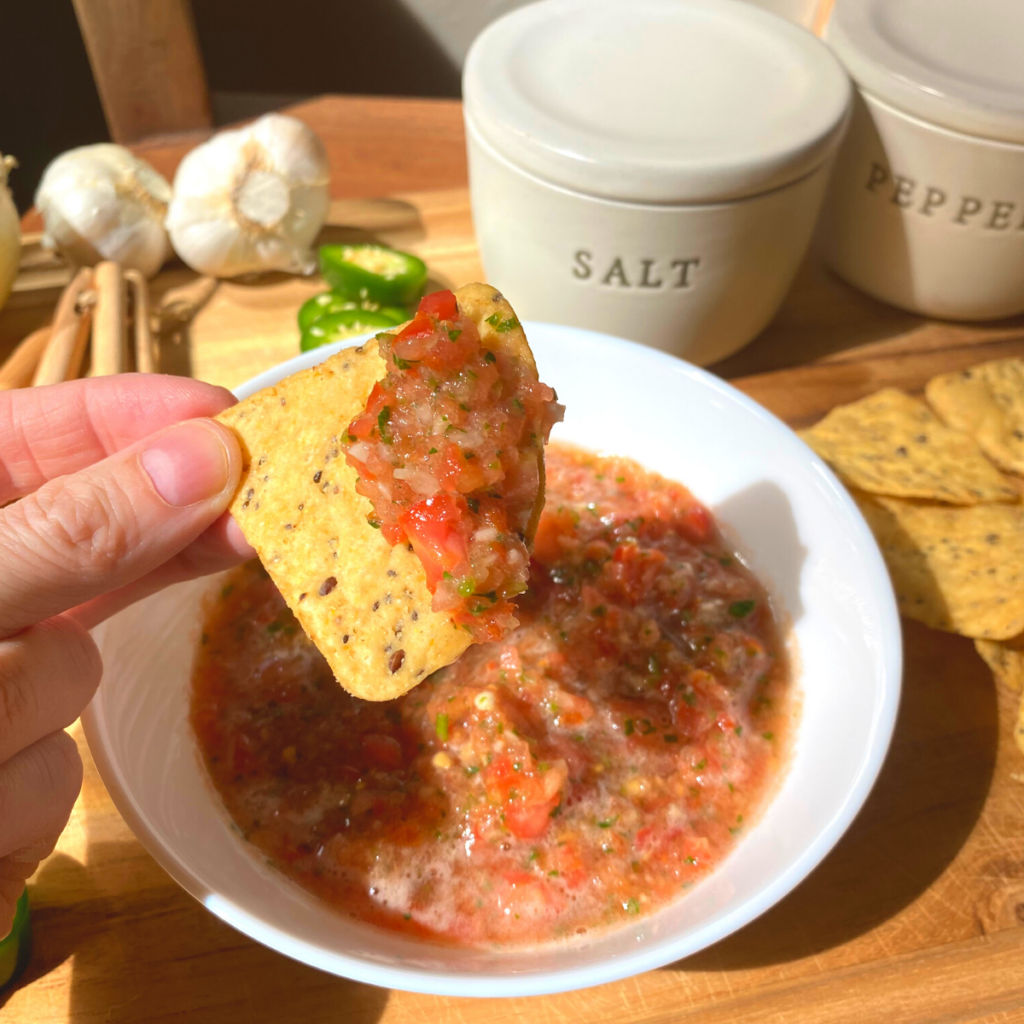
[141,421,231,508]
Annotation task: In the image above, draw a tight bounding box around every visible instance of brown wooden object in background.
[31,267,94,386]
[125,269,155,373]
[0,327,51,390]
[90,261,125,376]
[71,0,212,143]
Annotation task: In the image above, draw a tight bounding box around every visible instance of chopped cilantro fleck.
[435,713,449,741]
[625,897,640,914]
[624,718,634,736]
[377,406,391,441]
[729,599,756,618]
[484,350,496,363]
[485,313,520,333]
[448,328,462,341]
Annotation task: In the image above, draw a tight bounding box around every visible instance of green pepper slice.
[298,291,406,332]
[0,889,31,992]
[300,308,402,352]
[318,244,428,306]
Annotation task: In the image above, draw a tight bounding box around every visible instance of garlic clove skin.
[166,113,330,279]
[35,144,172,280]
[0,154,21,312]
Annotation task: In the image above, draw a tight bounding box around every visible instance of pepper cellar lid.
[463,0,852,204]
[826,0,1024,145]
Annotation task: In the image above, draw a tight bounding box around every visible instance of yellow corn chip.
[801,388,1017,504]
[854,492,1024,640]
[975,636,1024,693]
[927,358,1024,476]
[217,339,471,700]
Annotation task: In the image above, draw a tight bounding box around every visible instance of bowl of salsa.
[83,321,901,997]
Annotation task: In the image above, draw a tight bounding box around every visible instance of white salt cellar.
[464,0,851,364]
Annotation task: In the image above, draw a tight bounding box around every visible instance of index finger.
[0,374,237,505]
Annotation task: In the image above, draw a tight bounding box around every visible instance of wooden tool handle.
[0,327,52,390]
[91,261,126,377]
[125,268,155,373]
[32,267,94,387]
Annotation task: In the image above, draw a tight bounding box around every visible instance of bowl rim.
[83,322,902,996]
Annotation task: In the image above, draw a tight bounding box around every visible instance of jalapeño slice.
[298,291,407,332]
[300,308,404,352]
[319,244,428,306]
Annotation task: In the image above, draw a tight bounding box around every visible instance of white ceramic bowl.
[83,323,901,997]
[467,121,839,367]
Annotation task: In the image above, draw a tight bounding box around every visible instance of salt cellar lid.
[827,0,1024,145]
[463,0,852,204]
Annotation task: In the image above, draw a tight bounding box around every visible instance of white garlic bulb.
[0,154,20,312]
[166,114,330,278]
[35,144,172,279]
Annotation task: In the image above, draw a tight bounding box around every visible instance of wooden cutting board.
[3,188,1024,1024]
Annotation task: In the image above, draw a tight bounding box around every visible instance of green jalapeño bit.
[318,244,428,306]
[297,291,407,332]
[0,889,32,993]
[300,308,404,352]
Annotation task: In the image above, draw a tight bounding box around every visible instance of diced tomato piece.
[505,799,555,840]
[680,502,713,544]
[380,522,405,545]
[399,493,471,590]
[484,755,561,840]
[418,289,458,320]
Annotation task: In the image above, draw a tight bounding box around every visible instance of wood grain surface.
[2,97,1024,1024]
[70,0,212,142]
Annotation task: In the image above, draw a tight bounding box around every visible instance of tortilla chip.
[975,636,1024,693]
[927,358,1024,476]
[854,492,1024,640]
[216,339,471,701]
[801,388,1017,504]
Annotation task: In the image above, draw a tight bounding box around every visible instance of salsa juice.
[191,445,794,945]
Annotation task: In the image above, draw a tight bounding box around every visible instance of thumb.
[0,418,241,638]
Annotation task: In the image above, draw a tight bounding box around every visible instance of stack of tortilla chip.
[800,360,1024,757]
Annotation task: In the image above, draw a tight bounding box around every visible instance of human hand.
[0,374,253,935]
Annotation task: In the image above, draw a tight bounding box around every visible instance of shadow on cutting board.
[65,842,389,1024]
[673,619,999,971]
[1,845,389,1024]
